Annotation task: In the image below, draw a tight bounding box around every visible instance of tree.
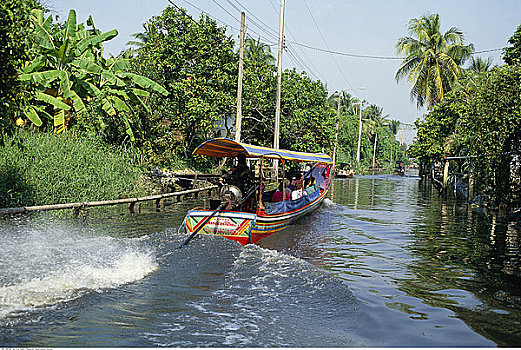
[19,9,167,138]
[468,56,493,73]
[279,68,335,154]
[395,13,474,108]
[244,37,276,65]
[502,23,521,66]
[408,92,464,164]
[131,6,237,167]
[456,66,521,210]
[125,30,149,57]
[0,0,41,143]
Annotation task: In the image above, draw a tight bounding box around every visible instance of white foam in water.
[0,223,158,318]
[322,198,334,207]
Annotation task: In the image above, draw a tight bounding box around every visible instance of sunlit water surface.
[1,172,520,347]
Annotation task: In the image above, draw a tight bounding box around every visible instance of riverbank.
[0,131,149,208]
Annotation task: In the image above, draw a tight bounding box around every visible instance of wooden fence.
[0,185,218,216]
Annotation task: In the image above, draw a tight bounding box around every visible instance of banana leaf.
[118,72,169,96]
[110,95,130,113]
[32,16,55,50]
[77,29,118,53]
[24,107,43,127]
[35,92,71,110]
[102,98,117,116]
[69,90,86,114]
[73,59,102,74]
[22,56,46,74]
[63,10,77,42]
[54,109,65,131]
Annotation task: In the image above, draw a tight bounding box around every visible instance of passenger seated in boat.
[272,182,290,202]
[284,179,292,198]
[291,180,307,200]
[304,176,318,194]
[288,177,297,191]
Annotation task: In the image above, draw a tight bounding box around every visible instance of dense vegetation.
[0,131,147,207]
[405,18,521,211]
[0,1,405,207]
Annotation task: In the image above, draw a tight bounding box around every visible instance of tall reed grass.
[0,131,148,207]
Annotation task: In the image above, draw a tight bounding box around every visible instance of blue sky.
[47,0,521,143]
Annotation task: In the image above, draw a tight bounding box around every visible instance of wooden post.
[234,11,246,142]
[73,205,89,219]
[442,159,449,188]
[128,201,141,214]
[468,172,474,201]
[155,198,165,212]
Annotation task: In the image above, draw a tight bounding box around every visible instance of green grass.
[0,130,148,208]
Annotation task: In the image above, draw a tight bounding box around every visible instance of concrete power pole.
[356,103,363,163]
[234,12,246,142]
[332,91,342,168]
[372,132,378,169]
[273,0,285,181]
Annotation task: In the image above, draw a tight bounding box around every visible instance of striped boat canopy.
[193,138,333,164]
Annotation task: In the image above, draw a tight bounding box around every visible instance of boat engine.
[220,185,243,210]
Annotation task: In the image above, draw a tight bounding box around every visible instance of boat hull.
[184,188,329,246]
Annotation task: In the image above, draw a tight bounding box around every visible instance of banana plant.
[19,9,168,139]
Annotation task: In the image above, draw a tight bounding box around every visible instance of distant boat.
[180,138,333,247]
[393,161,406,176]
[335,162,354,178]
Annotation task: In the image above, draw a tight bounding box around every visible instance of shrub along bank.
[0,131,148,208]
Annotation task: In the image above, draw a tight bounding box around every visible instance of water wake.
[150,245,367,347]
[0,222,157,319]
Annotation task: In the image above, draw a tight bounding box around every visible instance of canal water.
[1,173,520,347]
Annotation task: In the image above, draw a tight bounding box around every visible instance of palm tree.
[127,32,148,48]
[468,56,493,73]
[395,13,474,108]
[244,37,276,65]
[126,31,149,57]
[327,90,353,113]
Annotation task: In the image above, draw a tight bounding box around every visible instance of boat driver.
[222,153,254,194]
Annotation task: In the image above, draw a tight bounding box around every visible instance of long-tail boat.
[180,138,333,247]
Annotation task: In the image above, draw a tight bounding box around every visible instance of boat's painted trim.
[184,187,328,246]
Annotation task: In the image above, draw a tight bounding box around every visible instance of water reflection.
[329,175,521,346]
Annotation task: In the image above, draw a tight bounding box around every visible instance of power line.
[226,0,279,42]
[285,45,320,81]
[176,0,240,31]
[169,0,503,73]
[301,0,353,90]
[175,0,275,51]
[166,0,235,62]
[290,41,503,60]
[266,0,325,82]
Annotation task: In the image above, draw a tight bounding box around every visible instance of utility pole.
[356,102,363,163]
[234,12,246,142]
[332,91,342,168]
[390,135,393,169]
[372,132,378,169]
[273,0,285,181]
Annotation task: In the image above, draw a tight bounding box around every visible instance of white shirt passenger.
[291,189,307,200]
